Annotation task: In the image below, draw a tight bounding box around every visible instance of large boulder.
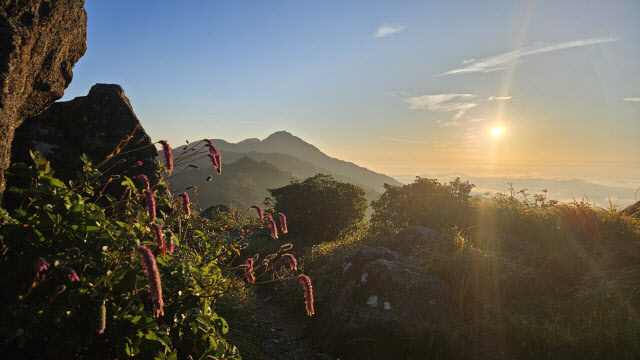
[0,0,87,201]
[8,84,161,204]
[314,245,455,359]
[380,226,441,253]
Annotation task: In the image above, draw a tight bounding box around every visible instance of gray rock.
[7,84,161,206]
[0,0,87,200]
[380,226,441,254]
[315,245,454,359]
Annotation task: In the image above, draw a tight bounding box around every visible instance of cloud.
[469,118,485,122]
[440,121,461,127]
[404,94,478,119]
[380,136,427,144]
[374,24,406,38]
[623,98,640,102]
[440,37,616,75]
[488,96,512,101]
[461,58,476,64]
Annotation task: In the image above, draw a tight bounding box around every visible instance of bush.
[0,142,312,359]
[370,177,475,235]
[266,174,367,247]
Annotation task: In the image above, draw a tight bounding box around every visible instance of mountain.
[165,131,399,211]
[168,156,295,211]
[210,131,402,191]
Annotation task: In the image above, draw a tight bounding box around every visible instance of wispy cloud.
[374,24,406,38]
[380,136,427,144]
[488,96,512,101]
[404,94,478,120]
[623,98,640,102]
[469,118,485,122]
[440,37,616,75]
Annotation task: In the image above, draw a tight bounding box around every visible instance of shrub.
[266,174,367,247]
[0,139,313,359]
[370,176,475,235]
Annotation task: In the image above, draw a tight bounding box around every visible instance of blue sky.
[64,0,640,180]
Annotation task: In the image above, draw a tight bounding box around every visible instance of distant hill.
[400,173,639,208]
[165,131,397,211]
[210,131,402,191]
[168,156,295,211]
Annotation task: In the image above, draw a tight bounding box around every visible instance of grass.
[290,193,640,359]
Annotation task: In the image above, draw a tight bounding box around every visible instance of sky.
[63,0,640,183]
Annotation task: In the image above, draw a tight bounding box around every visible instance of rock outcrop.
[314,243,455,359]
[0,0,87,201]
[8,84,161,204]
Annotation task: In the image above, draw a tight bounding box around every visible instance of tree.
[267,174,367,247]
[370,177,475,235]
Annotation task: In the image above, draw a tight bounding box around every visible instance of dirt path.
[248,292,322,360]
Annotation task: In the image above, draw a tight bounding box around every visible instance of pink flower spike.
[145,190,156,222]
[34,257,49,278]
[134,174,150,191]
[250,205,264,219]
[207,153,219,169]
[158,140,174,173]
[282,253,297,270]
[268,218,278,239]
[64,267,80,282]
[299,274,314,316]
[178,192,191,217]
[138,246,164,318]
[134,160,143,167]
[244,258,255,283]
[153,224,164,250]
[278,213,288,234]
[205,139,214,146]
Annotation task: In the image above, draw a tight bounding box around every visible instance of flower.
[299,274,314,316]
[138,246,164,318]
[205,139,214,146]
[178,192,191,217]
[152,224,164,250]
[134,174,150,191]
[34,257,49,279]
[158,140,174,173]
[207,153,219,170]
[134,160,143,167]
[278,213,288,234]
[97,301,106,335]
[250,205,264,219]
[268,218,278,239]
[282,253,297,270]
[63,267,80,282]
[166,231,176,255]
[244,258,255,283]
[144,190,156,222]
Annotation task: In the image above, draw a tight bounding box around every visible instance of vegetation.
[370,177,475,235]
[267,174,368,247]
[0,139,312,359]
[367,179,640,359]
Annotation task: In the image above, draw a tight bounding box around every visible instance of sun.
[491,127,503,137]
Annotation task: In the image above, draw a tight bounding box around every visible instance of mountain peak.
[264,130,295,141]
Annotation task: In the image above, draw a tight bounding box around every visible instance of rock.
[380,226,441,253]
[7,84,161,206]
[315,245,454,359]
[201,204,231,219]
[0,0,87,200]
